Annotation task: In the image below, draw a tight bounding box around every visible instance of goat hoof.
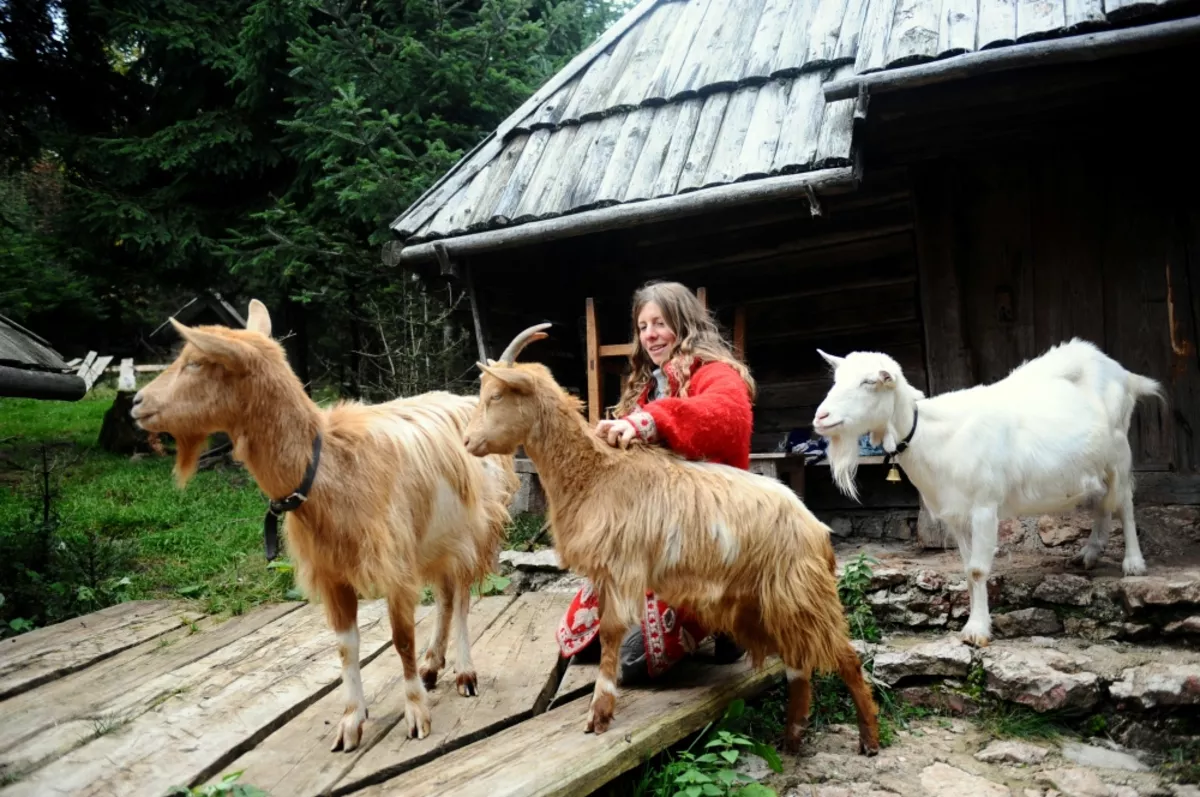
[405,700,432,740]
[783,732,805,754]
[1123,557,1147,577]
[419,667,439,690]
[1071,548,1102,570]
[859,738,880,757]
[456,672,478,697]
[331,708,367,753]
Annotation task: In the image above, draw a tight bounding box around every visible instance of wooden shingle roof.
[392,0,1187,248]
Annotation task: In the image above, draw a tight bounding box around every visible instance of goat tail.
[1128,373,1167,409]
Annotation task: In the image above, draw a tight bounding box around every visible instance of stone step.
[861,633,1200,726]
[836,541,1200,643]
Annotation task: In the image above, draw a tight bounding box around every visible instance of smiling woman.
[560,280,758,684]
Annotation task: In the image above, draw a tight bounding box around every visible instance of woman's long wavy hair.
[613,280,756,417]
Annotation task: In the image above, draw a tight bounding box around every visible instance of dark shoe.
[712,633,745,664]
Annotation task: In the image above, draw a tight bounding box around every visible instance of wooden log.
[221,596,516,797]
[733,306,747,361]
[606,3,680,110]
[0,604,300,780]
[1063,0,1105,28]
[513,125,581,222]
[624,104,683,203]
[690,0,764,93]
[465,263,490,363]
[649,97,704,198]
[977,0,1018,49]
[835,0,871,61]
[399,168,857,264]
[806,0,852,66]
[855,0,900,73]
[744,0,792,77]
[355,657,785,797]
[770,70,824,173]
[489,129,553,223]
[771,0,817,75]
[826,17,1200,100]
[466,135,530,230]
[815,66,857,164]
[734,79,788,181]
[644,0,715,100]
[3,601,405,797]
[567,115,626,209]
[702,87,759,186]
[0,365,86,401]
[0,600,203,701]
[558,52,612,125]
[594,107,656,205]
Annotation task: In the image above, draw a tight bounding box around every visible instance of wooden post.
[697,287,707,310]
[733,306,746,361]
[586,298,602,426]
[464,262,489,363]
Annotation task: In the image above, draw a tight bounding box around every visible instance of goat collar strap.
[884,406,918,463]
[263,432,323,562]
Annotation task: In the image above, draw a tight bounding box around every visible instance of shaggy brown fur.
[133,299,518,753]
[463,326,879,755]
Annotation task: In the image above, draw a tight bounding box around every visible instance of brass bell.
[886,464,901,483]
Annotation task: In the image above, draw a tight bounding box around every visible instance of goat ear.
[245,299,272,337]
[817,349,845,370]
[171,318,248,366]
[478,362,533,393]
[877,369,896,388]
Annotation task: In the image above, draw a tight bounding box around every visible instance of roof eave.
[394,166,858,266]
[823,15,1200,102]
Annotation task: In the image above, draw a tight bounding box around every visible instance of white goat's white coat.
[812,338,1164,646]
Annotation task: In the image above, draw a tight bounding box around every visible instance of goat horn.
[498,323,552,365]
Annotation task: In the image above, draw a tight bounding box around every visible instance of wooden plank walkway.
[0,594,784,797]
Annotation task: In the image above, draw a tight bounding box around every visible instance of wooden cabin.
[384,0,1200,537]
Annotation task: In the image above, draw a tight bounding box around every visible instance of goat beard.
[172,433,207,488]
[825,432,861,502]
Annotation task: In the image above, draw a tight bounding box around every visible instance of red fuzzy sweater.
[625,358,753,470]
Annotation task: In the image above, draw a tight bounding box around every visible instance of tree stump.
[98,391,153,455]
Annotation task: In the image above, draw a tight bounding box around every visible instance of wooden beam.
[586,298,602,426]
[824,17,1200,101]
[697,286,707,310]
[399,168,858,264]
[599,343,634,358]
[0,365,87,401]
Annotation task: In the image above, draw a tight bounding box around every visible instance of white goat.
[812,338,1164,646]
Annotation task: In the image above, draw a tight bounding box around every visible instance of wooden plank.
[668,0,738,97]
[526,82,577,132]
[587,298,603,426]
[599,343,634,358]
[594,107,656,205]
[489,129,553,224]
[1179,202,1200,473]
[734,79,788,180]
[734,306,747,361]
[1016,0,1067,41]
[1064,0,1105,28]
[1134,472,1200,505]
[744,0,793,77]
[549,660,599,709]
[358,657,785,797]
[650,97,703,198]
[559,51,613,124]
[702,87,759,187]
[886,0,941,65]
[772,0,818,76]
[0,604,301,780]
[568,115,627,209]
[80,355,112,392]
[2,601,411,797]
[606,3,680,110]
[978,0,1018,48]
[0,600,204,701]
[676,92,732,192]
[771,70,825,173]
[222,596,515,797]
[339,592,571,794]
[512,126,580,222]
[116,358,135,392]
[535,123,598,217]
[625,104,684,203]
[644,0,715,101]
[835,0,872,60]
[807,0,852,66]
[939,0,979,54]
[855,0,900,73]
[692,0,766,92]
[911,165,977,394]
[814,66,857,164]
[466,135,528,230]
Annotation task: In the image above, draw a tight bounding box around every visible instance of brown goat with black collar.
[133,299,518,752]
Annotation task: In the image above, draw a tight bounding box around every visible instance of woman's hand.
[595,418,637,449]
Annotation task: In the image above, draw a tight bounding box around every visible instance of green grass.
[1,391,293,632]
